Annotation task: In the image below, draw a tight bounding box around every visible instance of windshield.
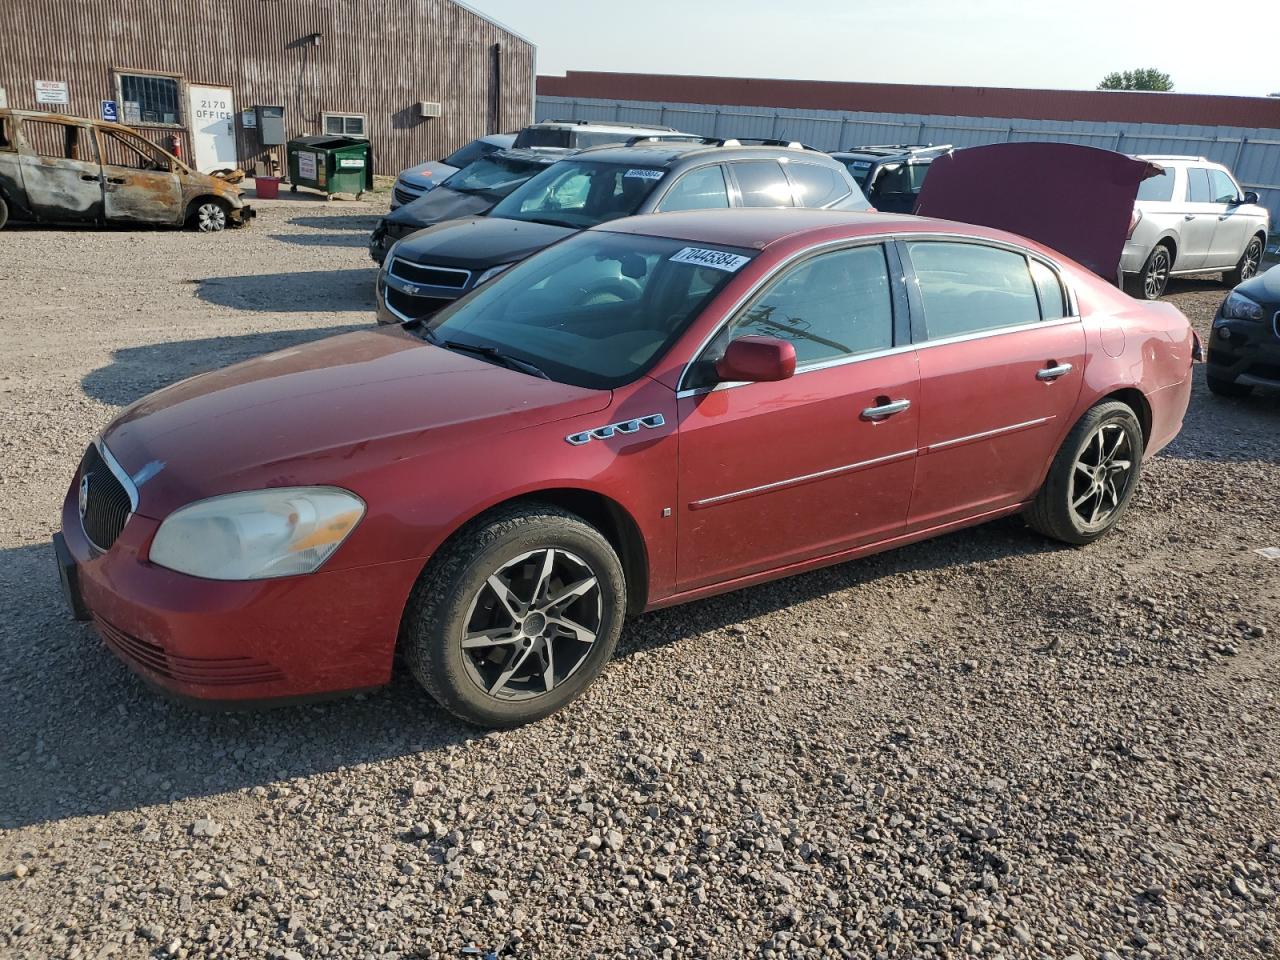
[442,138,501,169]
[422,231,754,389]
[489,160,668,229]
[839,158,874,188]
[443,154,545,198]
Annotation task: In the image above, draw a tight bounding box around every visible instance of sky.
[470,0,1280,98]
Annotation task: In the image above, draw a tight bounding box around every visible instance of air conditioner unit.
[418,101,442,119]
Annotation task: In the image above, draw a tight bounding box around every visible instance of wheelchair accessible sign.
[101,99,119,122]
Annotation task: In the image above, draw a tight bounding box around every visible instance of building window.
[323,113,366,138]
[119,73,181,126]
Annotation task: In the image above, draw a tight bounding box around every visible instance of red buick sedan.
[56,202,1194,726]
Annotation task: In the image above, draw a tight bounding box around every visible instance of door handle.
[1037,362,1073,381]
[79,174,101,183]
[1218,214,1229,221]
[1184,214,1196,221]
[106,176,127,185]
[861,398,911,420]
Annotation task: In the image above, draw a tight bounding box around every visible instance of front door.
[187,84,236,172]
[95,127,182,225]
[1205,168,1252,270]
[901,239,1086,530]
[1177,166,1220,271]
[676,243,919,591]
[16,117,103,223]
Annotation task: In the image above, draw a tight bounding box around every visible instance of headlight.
[1221,291,1264,321]
[149,487,365,580]
[475,262,515,286]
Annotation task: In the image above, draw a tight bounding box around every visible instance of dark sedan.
[1207,266,1280,397]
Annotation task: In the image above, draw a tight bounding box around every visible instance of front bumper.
[57,473,422,704]
[230,203,256,226]
[1207,309,1280,387]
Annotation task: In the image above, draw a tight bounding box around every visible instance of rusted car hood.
[913,142,1160,280]
[101,326,610,518]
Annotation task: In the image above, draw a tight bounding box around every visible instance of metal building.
[538,72,1280,225]
[0,0,535,176]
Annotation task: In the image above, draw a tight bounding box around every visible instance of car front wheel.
[1224,236,1264,287]
[191,200,229,232]
[402,503,626,728]
[1025,400,1145,545]
[0,194,8,231]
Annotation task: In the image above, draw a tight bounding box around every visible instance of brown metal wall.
[0,0,534,176]
[538,72,1280,130]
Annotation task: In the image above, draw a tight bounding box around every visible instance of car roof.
[595,208,974,251]
[833,144,951,161]
[568,144,843,168]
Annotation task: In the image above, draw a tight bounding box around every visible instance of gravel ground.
[1,202,1278,960]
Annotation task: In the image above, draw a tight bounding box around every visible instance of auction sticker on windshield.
[625,168,664,180]
[669,247,751,272]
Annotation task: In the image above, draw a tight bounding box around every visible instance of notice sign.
[35,80,69,105]
[100,100,118,122]
[297,151,317,180]
[241,109,257,128]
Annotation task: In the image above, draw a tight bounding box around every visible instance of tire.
[1223,235,1265,287]
[1025,400,1145,545]
[401,503,626,728]
[190,199,228,233]
[1125,244,1171,300]
[0,194,8,231]
[1207,374,1253,398]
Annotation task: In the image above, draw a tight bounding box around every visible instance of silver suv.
[1123,155,1269,299]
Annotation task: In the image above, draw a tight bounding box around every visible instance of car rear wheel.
[1224,236,1264,287]
[1207,374,1253,398]
[1025,400,1144,545]
[401,503,626,728]
[1127,244,1171,300]
[190,199,229,233]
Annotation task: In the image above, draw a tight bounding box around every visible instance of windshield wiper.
[427,332,550,379]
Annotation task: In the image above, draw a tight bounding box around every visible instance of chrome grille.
[385,287,452,320]
[389,258,471,289]
[79,443,134,551]
[393,185,422,206]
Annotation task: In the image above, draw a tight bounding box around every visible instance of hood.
[101,327,610,518]
[400,160,458,188]
[392,217,576,270]
[1233,264,1279,305]
[913,142,1161,280]
[385,187,495,229]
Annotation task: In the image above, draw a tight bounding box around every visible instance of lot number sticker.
[670,247,750,272]
[625,168,664,180]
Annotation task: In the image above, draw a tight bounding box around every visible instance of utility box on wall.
[256,105,286,145]
[418,101,442,118]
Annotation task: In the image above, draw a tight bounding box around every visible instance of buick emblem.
[78,472,92,516]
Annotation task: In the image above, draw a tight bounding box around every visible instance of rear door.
[1177,166,1219,270]
[95,126,182,225]
[15,117,103,223]
[676,242,918,590]
[901,239,1085,530]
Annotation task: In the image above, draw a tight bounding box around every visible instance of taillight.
[1127,208,1142,239]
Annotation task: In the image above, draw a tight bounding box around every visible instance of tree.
[1098,69,1174,92]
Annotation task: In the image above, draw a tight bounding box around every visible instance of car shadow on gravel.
[194,269,376,313]
[287,215,381,231]
[1159,369,1279,464]
[81,325,365,406]
[0,541,474,830]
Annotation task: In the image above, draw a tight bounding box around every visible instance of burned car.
[0,109,253,232]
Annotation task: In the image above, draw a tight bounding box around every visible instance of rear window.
[442,138,502,169]
[1136,168,1176,202]
[513,127,572,149]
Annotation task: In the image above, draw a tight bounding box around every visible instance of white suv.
[1122,156,1269,299]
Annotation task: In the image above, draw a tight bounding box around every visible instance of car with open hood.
[370,147,573,264]
[56,145,1195,727]
[376,141,872,324]
[0,109,253,232]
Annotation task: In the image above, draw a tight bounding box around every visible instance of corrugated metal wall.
[537,94,1280,227]
[0,0,535,176]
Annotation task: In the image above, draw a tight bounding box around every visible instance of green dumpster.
[286,136,373,200]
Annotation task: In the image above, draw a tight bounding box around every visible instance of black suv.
[376,140,872,324]
[830,144,952,214]
[369,148,572,264]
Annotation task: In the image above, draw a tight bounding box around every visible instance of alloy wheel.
[460,548,602,701]
[197,203,227,232]
[1240,238,1262,281]
[1144,248,1169,299]
[1069,422,1134,529]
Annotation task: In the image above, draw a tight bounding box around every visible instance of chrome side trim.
[925,416,1054,453]
[689,448,917,510]
[566,414,666,446]
[98,439,140,512]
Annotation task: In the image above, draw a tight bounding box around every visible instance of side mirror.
[715,336,796,384]
[1241,191,1260,205]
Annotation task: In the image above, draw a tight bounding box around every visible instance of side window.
[906,241,1041,339]
[1135,168,1176,202]
[785,162,849,208]
[0,118,12,151]
[657,165,729,212]
[98,130,169,172]
[731,161,794,207]
[1030,260,1068,320]
[1209,169,1239,205]
[706,245,894,374]
[1187,167,1213,203]
[20,120,83,160]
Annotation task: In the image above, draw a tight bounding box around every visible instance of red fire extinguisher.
[169,133,182,159]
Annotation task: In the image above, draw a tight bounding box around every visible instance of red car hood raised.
[101,326,611,518]
[913,142,1161,280]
